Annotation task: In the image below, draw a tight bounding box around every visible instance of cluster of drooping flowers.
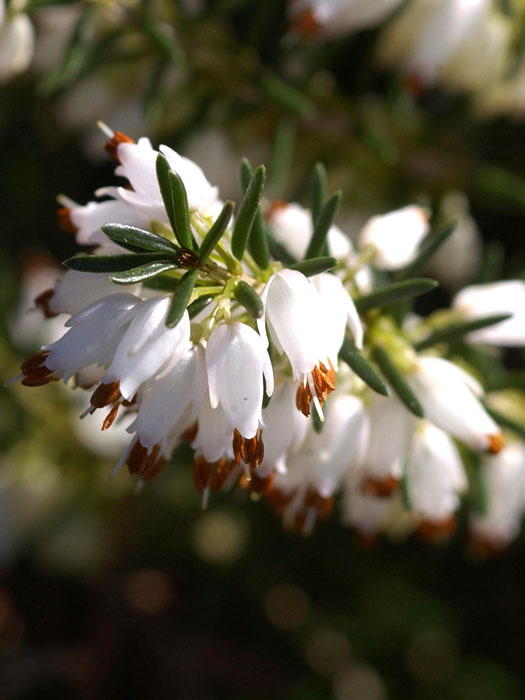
[291,0,525,118]
[16,125,525,552]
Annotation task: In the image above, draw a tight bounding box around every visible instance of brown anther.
[182,422,198,444]
[175,249,200,268]
[139,444,160,476]
[103,131,135,162]
[417,516,456,543]
[304,488,333,520]
[90,381,121,409]
[127,440,149,476]
[209,459,234,492]
[289,511,308,536]
[249,470,274,495]
[266,199,288,219]
[34,289,58,319]
[193,456,214,493]
[102,402,120,431]
[467,533,507,559]
[21,351,50,373]
[264,487,293,517]
[20,351,56,386]
[57,206,78,234]
[295,381,313,418]
[232,428,264,469]
[142,456,166,481]
[292,9,320,37]
[361,475,400,498]
[488,433,504,455]
[311,360,336,403]
[121,396,136,407]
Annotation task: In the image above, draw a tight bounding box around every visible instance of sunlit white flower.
[102,297,190,401]
[192,400,235,465]
[273,393,368,532]
[48,270,137,316]
[311,272,363,365]
[470,442,525,549]
[358,205,429,270]
[128,344,206,457]
[360,394,415,492]
[41,293,141,384]
[68,196,143,248]
[377,0,491,86]
[453,281,525,347]
[267,202,352,262]
[206,321,274,440]
[0,0,34,82]
[406,421,467,523]
[406,356,503,453]
[258,268,337,417]
[258,379,310,477]
[115,137,223,227]
[290,0,403,38]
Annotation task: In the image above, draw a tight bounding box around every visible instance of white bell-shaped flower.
[69,196,143,248]
[48,270,138,316]
[115,138,222,227]
[206,321,274,440]
[360,394,415,492]
[290,0,403,37]
[406,421,467,523]
[453,280,525,346]
[311,272,363,365]
[470,442,525,548]
[192,400,235,465]
[406,356,503,453]
[0,5,34,82]
[358,205,429,270]
[103,296,190,400]
[258,269,337,417]
[128,344,206,456]
[43,293,141,383]
[258,379,310,477]
[267,202,352,262]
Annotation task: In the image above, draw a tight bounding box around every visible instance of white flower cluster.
[291,0,525,118]
[0,0,34,82]
[18,127,525,551]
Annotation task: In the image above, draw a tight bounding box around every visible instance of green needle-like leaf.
[101,223,179,254]
[414,313,513,351]
[199,201,234,263]
[156,154,194,250]
[231,165,266,261]
[354,278,438,314]
[397,222,456,280]
[305,191,341,259]
[339,339,390,397]
[64,252,171,273]
[371,346,424,417]
[290,256,337,277]
[233,280,264,319]
[110,261,179,285]
[240,159,270,269]
[188,295,216,319]
[168,170,194,250]
[166,269,198,328]
[310,162,327,225]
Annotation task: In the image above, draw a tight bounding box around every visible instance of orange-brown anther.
[209,459,235,493]
[249,470,274,495]
[57,207,78,234]
[193,456,214,493]
[467,533,506,559]
[293,9,321,37]
[304,488,334,520]
[127,440,149,476]
[232,428,264,469]
[102,402,120,431]
[90,381,121,409]
[488,434,504,455]
[142,456,166,481]
[361,475,400,498]
[296,381,313,418]
[20,351,56,387]
[182,422,198,444]
[34,289,58,319]
[103,131,135,162]
[264,488,293,517]
[418,516,456,543]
